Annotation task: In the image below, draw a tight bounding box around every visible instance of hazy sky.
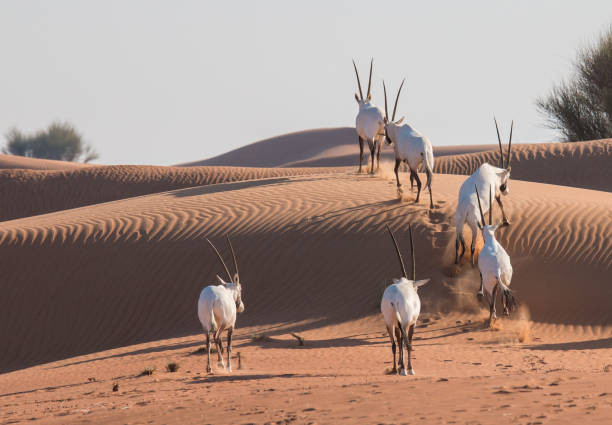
[0,1,610,165]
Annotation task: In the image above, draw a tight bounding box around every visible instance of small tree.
[537,25,612,142]
[2,122,99,162]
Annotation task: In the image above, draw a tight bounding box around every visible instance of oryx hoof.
[206,365,212,373]
[476,291,484,302]
[408,369,415,375]
[502,220,510,227]
[399,369,408,376]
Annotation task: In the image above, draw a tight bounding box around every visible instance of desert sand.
[0,136,611,424]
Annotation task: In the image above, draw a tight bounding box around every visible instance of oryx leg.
[358,136,364,173]
[410,173,415,192]
[470,223,478,268]
[412,171,422,204]
[368,140,376,174]
[206,331,213,373]
[496,196,510,226]
[425,168,434,209]
[395,326,405,375]
[394,158,402,195]
[406,324,415,375]
[226,327,234,372]
[376,140,382,172]
[386,325,397,374]
[455,221,466,264]
[215,329,225,368]
[487,285,499,328]
[477,272,484,301]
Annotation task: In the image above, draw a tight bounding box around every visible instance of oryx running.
[454,118,513,265]
[475,185,517,327]
[383,80,435,209]
[381,224,430,375]
[353,59,386,174]
[197,234,245,373]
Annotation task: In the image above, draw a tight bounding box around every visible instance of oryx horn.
[392,79,405,121]
[494,116,504,168]
[386,224,408,279]
[506,120,513,169]
[409,223,416,281]
[205,237,232,283]
[352,59,364,101]
[489,184,493,225]
[383,81,389,120]
[366,58,373,99]
[475,185,486,228]
[225,233,239,282]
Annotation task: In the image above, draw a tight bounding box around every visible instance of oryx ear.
[355,93,361,103]
[395,116,405,125]
[366,93,372,102]
[413,279,430,289]
[496,169,510,178]
[216,275,226,284]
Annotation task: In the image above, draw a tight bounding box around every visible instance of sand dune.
[0,169,610,374]
[180,127,498,168]
[435,138,612,192]
[0,165,332,222]
[0,154,90,170]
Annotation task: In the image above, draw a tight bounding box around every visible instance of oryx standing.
[381,224,430,375]
[454,118,513,265]
[198,234,245,373]
[475,185,517,327]
[353,59,386,174]
[383,80,435,209]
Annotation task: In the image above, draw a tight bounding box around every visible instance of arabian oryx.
[383,80,435,209]
[475,185,517,327]
[454,118,513,265]
[353,59,386,174]
[198,234,244,373]
[381,224,430,375]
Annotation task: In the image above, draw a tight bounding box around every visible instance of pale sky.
[0,1,610,165]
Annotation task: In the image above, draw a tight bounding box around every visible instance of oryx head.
[386,224,430,290]
[205,234,244,313]
[475,184,501,240]
[353,58,374,105]
[493,117,513,196]
[382,79,406,145]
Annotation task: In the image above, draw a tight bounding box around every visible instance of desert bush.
[3,121,98,162]
[166,362,180,372]
[537,25,612,141]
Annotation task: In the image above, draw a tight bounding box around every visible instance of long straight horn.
[383,81,389,120]
[409,223,416,281]
[225,233,239,282]
[386,224,407,279]
[506,120,513,169]
[366,58,373,99]
[205,238,232,283]
[392,79,405,121]
[494,117,504,168]
[352,60,363,101]
[475,185,485,228]
[489,184,493,225]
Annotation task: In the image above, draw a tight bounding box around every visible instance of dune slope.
[0,169,610,373]
[435,138,612,192]
[0,154,90,170]
[0,165,332,222]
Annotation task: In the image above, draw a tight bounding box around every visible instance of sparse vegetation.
[139,367,155,377]
[251,333,272,342]
[112,382,119,392]
[166,362,180,372]
[291,333,305,346]
[191,346,217,355]
[2,121,99,162]
[537,25,612,142]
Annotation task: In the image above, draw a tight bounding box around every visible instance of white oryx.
[383,80,435,209]
[198,234,245,373]
[454,118,513,265]
[475,185,517,327]
[353,59,386,174]
[381,224,430,376]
